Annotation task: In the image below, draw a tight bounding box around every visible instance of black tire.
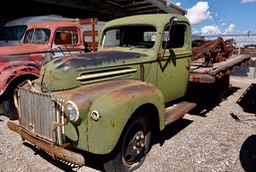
[103,113,151,172]
[0,76,38,120]
[0,77,38,120]
[0,88,18,120]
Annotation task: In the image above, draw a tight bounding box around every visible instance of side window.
[162,24,186,49]
[0,25,27,41]
[54,28,78,45]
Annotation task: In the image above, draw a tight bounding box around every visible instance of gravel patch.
[137,76,256,172]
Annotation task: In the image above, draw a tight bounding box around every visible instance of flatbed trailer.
[189,54,251,83]
[187,54,251,103]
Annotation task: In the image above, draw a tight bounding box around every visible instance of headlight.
[66,100,79,122]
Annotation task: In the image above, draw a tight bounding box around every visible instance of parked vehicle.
[0,15,77,46]
[8,14,251,171]
[0,18,104,119]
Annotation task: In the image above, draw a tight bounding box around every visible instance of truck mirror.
[169,17,178,25]
[161,16,179,59]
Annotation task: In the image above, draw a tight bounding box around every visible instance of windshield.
[24,28,50,44]
[0,25,27,41]
[101,25,156,49]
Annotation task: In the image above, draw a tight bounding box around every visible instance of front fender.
[0,64,40,95]
[86,80,165,154]
[0,54,44,95]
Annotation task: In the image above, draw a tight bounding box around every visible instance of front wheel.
[0,77,37,120]
[0,88,18,120]
[103,113,151,172]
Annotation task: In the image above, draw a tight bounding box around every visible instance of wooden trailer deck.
[189,54,251,83]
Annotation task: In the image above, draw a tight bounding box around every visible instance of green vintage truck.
[7,14,250,171]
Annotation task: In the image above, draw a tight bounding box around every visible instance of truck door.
[52,27,83,57]
[157,23,191,103]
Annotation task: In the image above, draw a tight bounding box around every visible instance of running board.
[165,101,196,126]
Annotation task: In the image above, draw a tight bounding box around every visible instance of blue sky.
[170,0,256,45]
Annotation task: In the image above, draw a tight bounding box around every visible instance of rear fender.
[86,81,165,154]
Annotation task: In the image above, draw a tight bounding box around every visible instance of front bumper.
[7,121,85,166]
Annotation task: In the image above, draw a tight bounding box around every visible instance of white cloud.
[221,22,226,27]
[168,0,181,6]
[192,29,201,35]
[198,24,235,36]
[225,24,235,33]
[241,0,256,3]
[185,1,212,25]
[175,2,181,6]
[201,25,221,35]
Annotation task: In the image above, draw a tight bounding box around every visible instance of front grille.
[18,87,66,145]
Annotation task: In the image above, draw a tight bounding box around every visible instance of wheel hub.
[124,131,145,164]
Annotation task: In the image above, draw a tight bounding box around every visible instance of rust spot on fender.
[109,83,157,101]
[110,120,115,128]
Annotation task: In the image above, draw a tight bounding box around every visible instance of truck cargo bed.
[189,54,251,83]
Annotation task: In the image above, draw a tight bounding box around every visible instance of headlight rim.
[66,100,80,122]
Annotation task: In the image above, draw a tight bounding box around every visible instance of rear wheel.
[103,113,151,172]
[212,74,230,103]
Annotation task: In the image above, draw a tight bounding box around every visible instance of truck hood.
[40,50,150,91]
[0,43,50,55]
[0,54,45,67]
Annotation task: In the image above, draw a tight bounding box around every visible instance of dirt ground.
[0,62,256,172]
